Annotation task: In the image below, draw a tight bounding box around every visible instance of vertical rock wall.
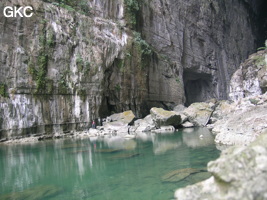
[0,0,129,138]
[140,0,264,105]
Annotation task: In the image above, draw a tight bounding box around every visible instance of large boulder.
[150,107,182,128]
[182,102,215,126]
[174,132,267,200]
[108,110,135,124]
[212,96,267,145]
[102,110,135,135]
[133,114,156,132]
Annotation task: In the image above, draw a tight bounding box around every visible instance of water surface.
[0,128,220,200]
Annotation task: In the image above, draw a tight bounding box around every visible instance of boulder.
[150,107,182,128]
[209,100,235,123]
[101,110,135,135]
[109,110,135,124]
[133,114,156,132]
[182,102,215,126]
[173,104,186,112]
[174,133,267,200]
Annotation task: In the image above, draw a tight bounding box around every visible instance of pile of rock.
[87,101,217,138]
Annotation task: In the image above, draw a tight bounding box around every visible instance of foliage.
[249,98,260,105]
[0,83,8,98]
[133,32,152,55]
[58,72,69,94]
[77,88,86,101]
[36,54,48,93]
[114,84,121,91]
[257,40,267,51]
[253,55,266,66]
[47,32,56,48]
[43,0,91,15]
[124,0,139,26]
[76,54,84,72]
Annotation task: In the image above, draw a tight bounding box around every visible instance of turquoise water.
[0,128,220,200]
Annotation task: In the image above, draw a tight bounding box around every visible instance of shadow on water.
[0,128,220,200]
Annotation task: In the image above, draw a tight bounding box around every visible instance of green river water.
[0,128,220,200]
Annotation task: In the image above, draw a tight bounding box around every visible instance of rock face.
[210,49,267,145]
[174,133,267,200]
[150,107,181,128]
[0,0,266,139]
[141,0,266,105]
[229,49,267,101]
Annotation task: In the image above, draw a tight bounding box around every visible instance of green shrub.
[0,83,8,98]
[134,32,152,55]
[124,0,139,25]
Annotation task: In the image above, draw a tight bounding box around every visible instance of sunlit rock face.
[0,0,266,138]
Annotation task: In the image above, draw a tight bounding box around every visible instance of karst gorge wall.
[0,0,266,138]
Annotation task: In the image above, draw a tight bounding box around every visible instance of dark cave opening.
[183,71,214,106]
[259,0,267,44]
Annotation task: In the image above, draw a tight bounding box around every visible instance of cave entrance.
[183,71,214,106]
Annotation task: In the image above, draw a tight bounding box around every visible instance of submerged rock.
[161,168,203,183]
[150,107,182,128]
[109,153,140,160]
[174,133,267,200]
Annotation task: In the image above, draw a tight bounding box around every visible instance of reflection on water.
[0,128,220,200]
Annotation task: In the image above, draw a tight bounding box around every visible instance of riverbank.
[1,91,266,146]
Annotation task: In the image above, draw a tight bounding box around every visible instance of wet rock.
[150,107,182,128]
[183,102,215,126]
[174,133,267,200]
[109,153,140,160]
[161,168,203,183]
[95,149,122,153]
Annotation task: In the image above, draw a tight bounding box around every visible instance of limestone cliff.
[0,0,266,139]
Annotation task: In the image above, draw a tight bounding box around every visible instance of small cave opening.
[183,71,214,106]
